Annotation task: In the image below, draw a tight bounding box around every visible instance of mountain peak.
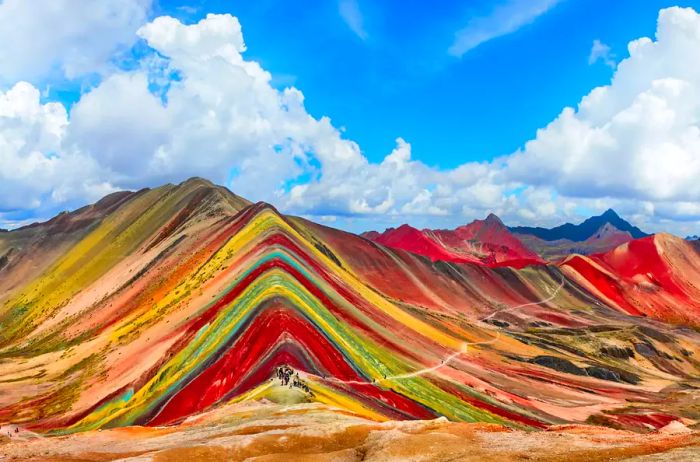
[484,213,504,226]
[601,208,620,219]
[179,176,215,188]
[510,209,647,242]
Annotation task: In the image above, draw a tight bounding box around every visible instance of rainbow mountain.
[1,178,700,436]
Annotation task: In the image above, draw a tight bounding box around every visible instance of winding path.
[319,275,566,386]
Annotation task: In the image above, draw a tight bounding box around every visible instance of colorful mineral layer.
[0,178,699,460]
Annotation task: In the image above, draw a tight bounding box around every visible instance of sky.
[2,0,700,236]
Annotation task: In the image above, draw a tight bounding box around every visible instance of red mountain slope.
[364,214,543,268]
[560,233,700,324]
[364,224,482,265]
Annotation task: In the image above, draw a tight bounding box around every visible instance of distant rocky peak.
[483,213,504,226]
[601,208,620,220]
[593,222,627,238]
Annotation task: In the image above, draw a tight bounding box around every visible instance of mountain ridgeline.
[509,209,648,242]
[363,208,651,264]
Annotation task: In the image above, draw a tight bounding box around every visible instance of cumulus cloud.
[287,138,435,216]
[65,14,367,204]
[68,73,171,184]
[506,7,700,207]
[1,13,364,217]
[0,0,152,83]
[0,82,113,213]
[3,6,700,237]
[449,0,561,57]
[295,5,700,232]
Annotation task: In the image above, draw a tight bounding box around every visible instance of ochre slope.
[2,401,699,462]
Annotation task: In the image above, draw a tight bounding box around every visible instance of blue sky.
[149,0,694,167]
[3,0,700,235]
[45,0,695,166]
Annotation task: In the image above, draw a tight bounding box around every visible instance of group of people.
[274,365,314,396]
[1,425,19,438]
[275,365,295,385]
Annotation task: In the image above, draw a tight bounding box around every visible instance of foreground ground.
[0,401,698,462]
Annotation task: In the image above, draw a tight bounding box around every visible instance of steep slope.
[362,223,482,265]
[0,177,250,347]
[364,214,543,268]
[560,233,700,325]
[429,213,543,267]
[0,180,699,439]
[511,209,648,242]
[0,190,136,305]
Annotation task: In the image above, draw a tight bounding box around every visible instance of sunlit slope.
[0,179,699,435]
[0,190,136,306]
[561,234,700,325]
[0,178,250,348]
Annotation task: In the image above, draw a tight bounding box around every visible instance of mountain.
[361,223,483,265]
[0,178,250,308]
[1,178,699,441]
[560,233,700,325]
[518,222,635,261]
[510,209,648,242]
[363,214,543,268]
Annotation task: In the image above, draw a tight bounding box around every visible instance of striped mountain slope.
[0,178,699,436]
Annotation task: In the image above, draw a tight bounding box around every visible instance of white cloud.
[292,5,700,233]
[4,6,700,237]
[0,8,575,227]
[449,0,562,57]
[0,82,112,213]
[64,14,367,205]
[506,7,700,206]
[338,0,368,40]
[0,0,152,83]
[68,73,171,184]
[288,137,435,216]
[1,13,366,218]
[588,39,616,68]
